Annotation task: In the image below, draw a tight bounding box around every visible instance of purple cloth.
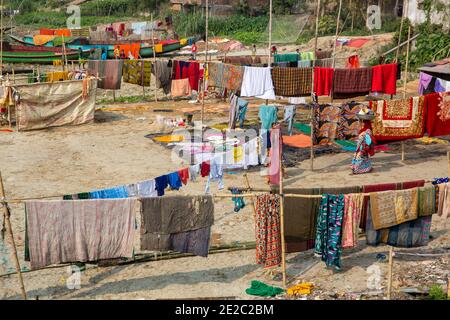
[418,72,433,96]
[434,78,446,93]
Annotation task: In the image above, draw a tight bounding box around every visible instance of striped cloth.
[332,67,373,99]
[271,67,312,97]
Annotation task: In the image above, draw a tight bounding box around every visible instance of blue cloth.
[432,177,449,185]
[258,105,278,130]
[168,172,182,191]
[89,186,129,199]
[237,98,249,128]
[155,175,169,196]
[283,105,296,136]
[205,156,224,193]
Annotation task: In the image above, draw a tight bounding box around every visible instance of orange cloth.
[39,28,55,35]
[114,44,141,59]
[282,134,311,148]
[33,35,55,46]
[55,29,71,37]
[346,55,360,68]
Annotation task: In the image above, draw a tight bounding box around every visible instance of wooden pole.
[310,0,320,171]
[395,0,408,63]
[61,35,67,73]
[387,246,394,299]
[401,25,411,163]
[268,0,273,66]
[0,171,27,300]
[332,0,343,69]
[279,129,287,288]
[151,13,158,102]
[350,0,354,32]
[1,0,3,77]
[201,0,209,125]
[243,173,257,220]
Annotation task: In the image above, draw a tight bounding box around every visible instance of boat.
[0,44,85,64]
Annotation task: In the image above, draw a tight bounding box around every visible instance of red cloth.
[201,161,210,178]
[346,55,360,68]
[40,28,55,35]
[173,61,200,91]
[425,92,450,137]
[371,64,397,95]
[314,67,334,96]
[347,39,370,48]
[178,168,190,185]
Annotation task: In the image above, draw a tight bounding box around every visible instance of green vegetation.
[428,285,449,300]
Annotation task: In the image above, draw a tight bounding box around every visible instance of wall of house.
[407,0,449,29]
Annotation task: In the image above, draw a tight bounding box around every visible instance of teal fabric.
[274,53,299,63]
[293,123,311,135]
[334,140,357,152]
[258,105,278,130]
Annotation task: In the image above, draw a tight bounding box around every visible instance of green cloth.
[334,140,357,151]
[294,123,311,135]
[52,36,75,46]
[245,280,284,297]
[300,51,315,61]
[274,53,299,63]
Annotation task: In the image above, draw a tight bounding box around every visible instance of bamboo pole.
[201,0,209,125]
[278,127,287,288]
[395,0,408,63]
[243,173,257,220]
[310,0,320,171]
[401,25,411,162]
[332,0,343,69]
[0,0,3,77]
[0,171,27,300]
[268,0,273,66]
[151,13,158,102]
[387,246,394,299]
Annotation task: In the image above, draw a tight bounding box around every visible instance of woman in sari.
[351,120,376,174]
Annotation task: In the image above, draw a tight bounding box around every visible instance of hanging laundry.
[151,60,172,94]
[178,168,190,185]
[418,186,436,217]
[268,126,282,185]
[371,63,398,95]
[140,196,214,257]
[312,103,341,145]
[346,55,360,68]
[300,51,314,61]
[433,177,449,185]
[209,63,244,91]
[336,101,364,141]
[274,53,299,63]
[237,98,249,128]
[189,164,200,182]
[201,161,210,177]
[89,186,129,199]
[314,194,345,270]
[25,198,137,269]
[241,67,276,100]
[155,175,169,196]
[63,192,90,200]
[297,60,312,68]
[231,188,245,212]
[173,60,200,91]
[370,96,426,141]
[46,71,69,82]
[366,202,432,248]
[243,138,260,169]
[88,60,124,90]
[332,67,373,99]
[205,156,224,193]
[168,172,182,191]
[437,183,449,220]
[314,67,334,96]
[418,72,443,95]
[258,105,278,130]
[283,105,296,136]
[245,280,284,297]
[171,78,191,97]
[126,180,158,197]
[122,60,151,87]
[224,56,261,65]
[341,193,364,248]
[271,67,312,97]
[424,92,450,137]
[255,194,282,268]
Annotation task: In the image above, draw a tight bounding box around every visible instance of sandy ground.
[0,94,449,300]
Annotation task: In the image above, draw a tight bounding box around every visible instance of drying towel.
[424,92,450,137]
[274,53,299,63]
[332,67,373,99]
[155,175,169,196]
[126,180,158,197]
[370,96,426,141]
[418,185,436,217]
[140,195,214,254]
[151,60,172,94]
[25,198,137,269]
[171,78,191,97]
[370,188,419,230]
[178,168,190,185]
[168,172,182,190]
[241,67,276,100]
[271,67,312,97]
[371,63,397,95]
[201,161,210,177]
[89,186,129,199]
[255,194,282,268]
[314,67,334,96]
[437,183,450,220]
[88,60,124,90]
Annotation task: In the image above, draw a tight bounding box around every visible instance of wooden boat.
[0,44,83,64]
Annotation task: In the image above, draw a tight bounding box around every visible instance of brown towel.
[271,67,313,97]
[171,78,191,97]
[332,67,373,99]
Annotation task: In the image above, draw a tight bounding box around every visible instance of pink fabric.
[342,193,364,248]
[269,125,282,185]
[26,198,137,269]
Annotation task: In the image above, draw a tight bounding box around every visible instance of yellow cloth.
[154,43,163,53]
[33,35,55,46]
[180,38,187,46]
[234,146,243,162]
[211,123,228,131]
[153,135,184,143]
[46,71,69,82]
[287,283,314,296]
[416,137,448,144]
